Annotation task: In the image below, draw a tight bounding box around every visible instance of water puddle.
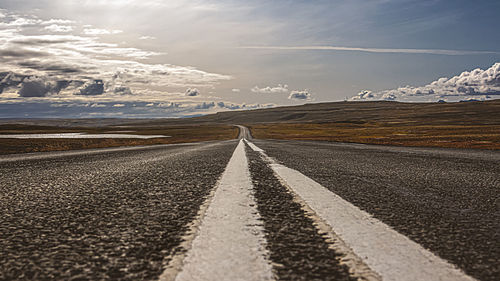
[0,133,170,139]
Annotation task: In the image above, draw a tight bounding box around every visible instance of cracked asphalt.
[253,139,500,281]
[0,141,237,280]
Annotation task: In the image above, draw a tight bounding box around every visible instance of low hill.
[190,99,500,126]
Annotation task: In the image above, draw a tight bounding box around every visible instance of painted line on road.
[246,139,476,281]
[165,139,273,281]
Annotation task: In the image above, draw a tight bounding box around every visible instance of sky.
[0,0,499,118]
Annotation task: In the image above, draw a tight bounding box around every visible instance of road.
[0,126,498,281]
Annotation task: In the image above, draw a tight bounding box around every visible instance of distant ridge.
[190,100,500,126]
[1,100,499,127]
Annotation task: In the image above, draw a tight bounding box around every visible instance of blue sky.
[0,0,498,117]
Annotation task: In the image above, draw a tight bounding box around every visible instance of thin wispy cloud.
[251,84,289,94]
[240,46,499,56]
[83,28,123,35]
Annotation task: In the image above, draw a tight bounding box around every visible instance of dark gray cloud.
[113,86,132,95]
[0,72,26,94]
[77,80,105,95]
[52,80,71,93]
[185,88,200,96]
[0,48,48,58]
[18,76,52,97]
[17,61,84,73]
[0,71,79,96]
[10,37,81,46]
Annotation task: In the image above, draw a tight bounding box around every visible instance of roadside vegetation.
[249,123,500,150]
[0,124,238,155]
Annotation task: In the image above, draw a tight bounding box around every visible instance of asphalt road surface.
[0,141,237,280]
[252,139,499,281]
[0,127,498,281]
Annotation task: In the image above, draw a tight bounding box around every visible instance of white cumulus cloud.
[83,28,123,35]
[44,24,73,32]
[185,88,200,96]
[139,36,156,40]
[350,62,500,102]
[251,84,289,94]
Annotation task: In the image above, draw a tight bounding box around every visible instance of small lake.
[0,133,170,139]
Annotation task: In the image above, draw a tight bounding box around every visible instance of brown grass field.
[248,123,500,150]
[241,100,500,150]
[1,100,499,153]
[0,124,238,155]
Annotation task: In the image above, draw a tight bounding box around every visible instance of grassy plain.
[249,123,500,150]
[243,100,500,150]
[1,100,499,153]
[0,124,238,155]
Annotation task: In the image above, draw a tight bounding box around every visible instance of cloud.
[0,48,48,58]
[139,36,156,40]
[0,17,41,27]
[113,86,132,95]
[0,73,74,96]
[195,101,215,109]
[42,19,75,25]
[232,88,241,92]
[240,46,500,56]
[83,28,123,35]
[185,88,200,96]
[288,90,313,100]
[251,84,289,94]
[18,77,52,97]
[350,62,500,102]
[0,10,231,103]
[44,24,73,32]
[215,101,273,110]
[17,61,82,73]
[52,80,72,93]
[354,90,374,100]
[77,80,105,96]
[0,72,26,94]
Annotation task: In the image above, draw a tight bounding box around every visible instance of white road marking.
[172,139,274,281]
[246,139,476,281]
[246,140,263,152]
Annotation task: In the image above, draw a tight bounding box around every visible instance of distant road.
[0,126,498,281]
[236,124,253,139]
